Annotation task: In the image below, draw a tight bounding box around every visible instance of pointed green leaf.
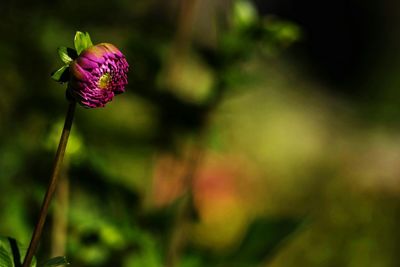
[0,236,37,267]
[57,47,78,64]
[0,244,13,267]
[74,31,93,55]
[51,65,69,83]
[39,256,70,267]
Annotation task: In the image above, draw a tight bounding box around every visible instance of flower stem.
[22,102,76,267]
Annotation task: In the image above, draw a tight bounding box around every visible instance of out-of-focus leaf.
[39,256,69,267]
[262,16,302,47]
[232,0,258,29]
[184,217,303,267]
[229,217,302,266]
[140,197,183,234]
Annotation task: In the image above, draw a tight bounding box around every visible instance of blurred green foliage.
[0,0,302,266]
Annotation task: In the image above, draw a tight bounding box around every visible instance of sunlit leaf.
[51,65,69,83]
[74,31,93,55]
[85,32,93,47]
[57,47,77,64]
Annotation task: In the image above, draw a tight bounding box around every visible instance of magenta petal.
[101,43,123,57]
[68,42,129,109]
[77,56,99,70]
[80,45,109,63]
[70,61,92,82]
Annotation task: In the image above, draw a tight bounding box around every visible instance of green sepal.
[74,31,93,55]
[51,65,69,83]
[39,256,70,267]
[57,47,78,64]
[85,32,93,47]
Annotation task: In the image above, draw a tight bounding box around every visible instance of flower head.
[52,32,129,108]
[68,43,129,108]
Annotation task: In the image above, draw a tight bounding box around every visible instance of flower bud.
[68,43,129,108]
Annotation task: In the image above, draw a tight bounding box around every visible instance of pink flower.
[68,43,129,108]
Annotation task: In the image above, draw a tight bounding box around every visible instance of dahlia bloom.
[68,43,129,108]
[52,32,129,108]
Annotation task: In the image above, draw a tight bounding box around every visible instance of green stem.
[22,102,76,267]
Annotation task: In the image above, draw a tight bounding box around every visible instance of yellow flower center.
[98,73,111,89]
